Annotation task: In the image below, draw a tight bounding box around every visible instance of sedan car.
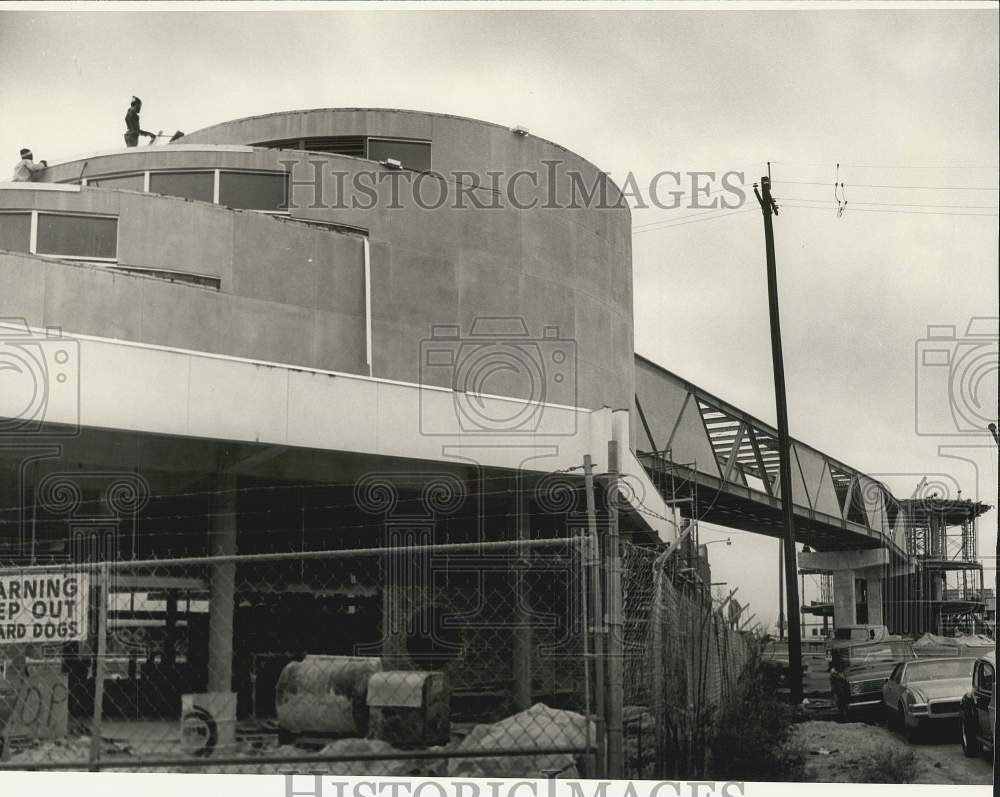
[759,640,810,687]
[882,657,976,741]
[830,639,917,718]
[960,651,995,757]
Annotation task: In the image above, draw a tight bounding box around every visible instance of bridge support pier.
[832,570,856,627]
[867,576,884,626]
[801,549,910,632]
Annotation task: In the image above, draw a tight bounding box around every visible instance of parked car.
[760,640,809,687]
[830,639,917,718]
[824,625,891,670]
[960,651,995,757]
[881,657,976,740]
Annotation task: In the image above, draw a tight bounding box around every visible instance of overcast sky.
[1,5,997,630]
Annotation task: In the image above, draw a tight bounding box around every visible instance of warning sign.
[0,573,89,645]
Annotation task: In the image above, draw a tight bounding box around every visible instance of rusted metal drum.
[275,655,381,737]
[367,670,450,746]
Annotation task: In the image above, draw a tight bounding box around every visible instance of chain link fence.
[0,537,596,775]
[621,541,753,779]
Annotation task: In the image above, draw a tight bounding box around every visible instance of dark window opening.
[149,171,214,203]
[295,219,369,237]
[110,265,220,290]
[88,174,145,191]
[302,136,367,158]
[0,212,31,253]
[367,139,431,171]
[218,172,288,211]
[36,214,117,260]
[254,135,431,170]
[254,136,366,158]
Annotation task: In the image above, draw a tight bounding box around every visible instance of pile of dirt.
[447,703,594,778]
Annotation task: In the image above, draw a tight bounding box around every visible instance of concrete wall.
[0,190,368,375]
[30,108,634,412]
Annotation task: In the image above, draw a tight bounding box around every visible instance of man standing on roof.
[124,96,156,147]
[11,148,47,181]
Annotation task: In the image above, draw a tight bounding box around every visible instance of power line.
[780,202,998,218]
[631,186,751,229]
[770,160,1000,171]
[773,179,999,191]
[632,207,757,235]
[773,196,999,210]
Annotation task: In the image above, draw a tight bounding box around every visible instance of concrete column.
[207,472,237,693]
[867,577,884,626]
[832,569,856,628]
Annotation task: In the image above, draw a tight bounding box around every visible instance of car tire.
[895,704,906,735]
[960,718,981,757]
[884,704,897,730]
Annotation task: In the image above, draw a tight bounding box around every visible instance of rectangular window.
[367,139,431,172]
[88,173,145,191]
[0,212,31,254]
[36,213,117,260]
[148,171,215,203]
[218,171,288,211]
[254,136,367,158]
[304,136,366,158]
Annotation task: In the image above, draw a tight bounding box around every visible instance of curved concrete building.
[16,108,634,414]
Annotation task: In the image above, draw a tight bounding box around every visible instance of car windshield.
[906,659,975,681]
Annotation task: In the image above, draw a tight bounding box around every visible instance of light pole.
[699,538,732,603]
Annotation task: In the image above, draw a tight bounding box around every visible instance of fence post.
[88,563,108,770]
[577,534,594,778]
[605,441,624,779]
[512,506,533,711]
[583,455,606,778]
[207,472,237,693]
[651,555,666,778]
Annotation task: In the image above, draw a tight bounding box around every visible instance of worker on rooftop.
[124,96,156,147]
[11,148,47,182]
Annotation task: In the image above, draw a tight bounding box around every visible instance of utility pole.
[754,174,803,704]
[583,454,606,777]
[778,542,785,640]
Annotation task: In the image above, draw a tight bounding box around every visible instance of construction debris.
[446,703,594,778]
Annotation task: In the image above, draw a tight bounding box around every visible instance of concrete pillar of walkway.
[832,569,857,628]
[867,576,884,626]
[207,471,237,693]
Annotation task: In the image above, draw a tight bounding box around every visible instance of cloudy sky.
[1,5,997,629]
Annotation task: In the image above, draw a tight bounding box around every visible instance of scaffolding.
[889,497,990,635]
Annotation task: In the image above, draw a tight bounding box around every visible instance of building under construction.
[0,107,993,772]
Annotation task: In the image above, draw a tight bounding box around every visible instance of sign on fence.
[1,668,70,743]
[0,572,89,644]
